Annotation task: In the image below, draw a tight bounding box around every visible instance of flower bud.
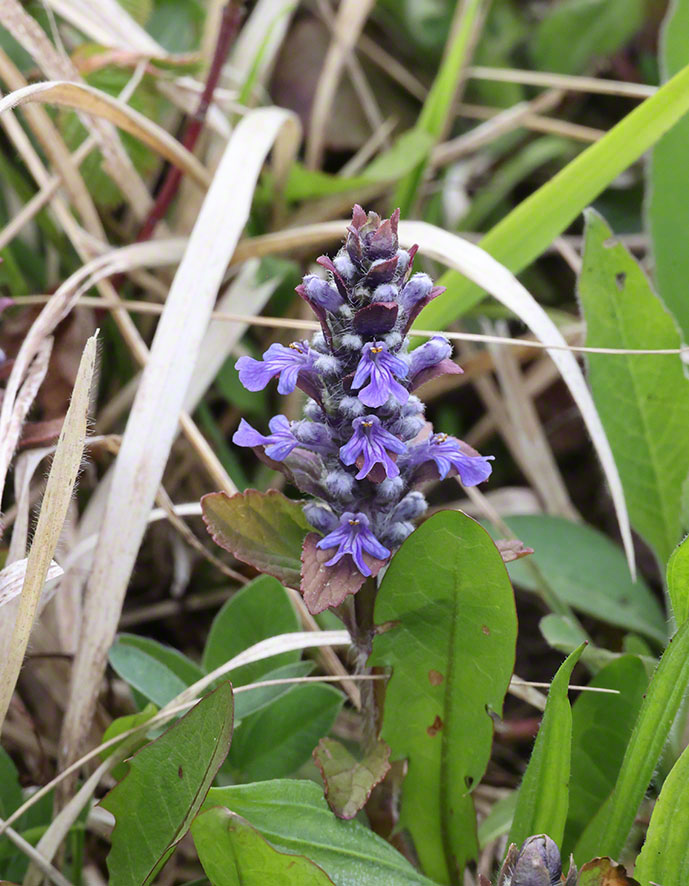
[498,835,563,886]
[301,274,344,313]
[304,502,339,534]
[392,492,427,522]
[324,470,356,500]
[399,273,433,312]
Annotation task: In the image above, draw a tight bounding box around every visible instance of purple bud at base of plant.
[381,520,415,546]
[324,470,356,500]
[392,491,427,522]
[303,502,339,535]
[375,476,405,501]
[399,273,433,312]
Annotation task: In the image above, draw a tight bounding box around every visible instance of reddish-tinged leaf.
[353,302,399,335]
[300,532,386,614]
[313,738,391,820]
[202,489,310,588]
[578,857,639,885]
[409,357,463,393]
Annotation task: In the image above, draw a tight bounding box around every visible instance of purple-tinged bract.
[233,206,494,598]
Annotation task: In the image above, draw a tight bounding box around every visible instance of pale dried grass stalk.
[306,0,376,168]
[0,333,97,732]
[6,447,54,564]
[487,319,578,519]
[59,108,300,775]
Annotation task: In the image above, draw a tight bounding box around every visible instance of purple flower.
[300,274,345,313]
[411,433,494,483]
[236,341,316,394]
[316,511,390,576]
[351,342,409,408]
[399,273,433,312]
[233,415,300,461]
[340,415,406,480]
[408,335,452,377]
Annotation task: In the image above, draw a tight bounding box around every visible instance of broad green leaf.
[233,661,314,721]
[313,738,391,820]
[100,704,158,781]
[634,742,689,885]
[574,618,689,862]
[418,60,689,332]
[202,489,310,588]
[579,210,689,566]
[530,0,645,74]
[229,683,343,781]
[648,0,689,340]
[191,806,334,885]
[117,634,205,685]
[562,656,647,857]
[539,614,617,672]
[487,515,665,643]
[369,511,517,882]
[204,780,433,886]
[667,535,689,626]
[0,747,21,819]
[393,0,489,215]
[101,681,234,886]
[202,575,300,685]
[109,641,189,708]
[508,644,586,848]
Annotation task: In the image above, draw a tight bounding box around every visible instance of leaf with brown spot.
[577,857,640,885]
[428,670,444,686]
[426,716,443,737]
[313,738,391,820]
[202,489,311,589]
[300,532,386,615]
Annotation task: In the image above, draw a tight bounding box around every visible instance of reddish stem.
[136,1,243,243]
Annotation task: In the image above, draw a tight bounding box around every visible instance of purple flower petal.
[232,415,300,462]
[236,341,316,394]
[351,342,409,409]
[316,511,390,577]
[339,415,406,480]
[408,432,494,484]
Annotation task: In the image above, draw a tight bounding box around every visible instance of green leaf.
[562,656,647,857]
[539,614,618,672]
[313,738,391,821]
[477,791,517,849]
[530,0,645,74]
[508,644,586,848]
[101,681,234,886]
[229,684,343,781]
[202,575,300,685]
[486,515,666,643]
[202,490,310,588]
[667,535,689,626]
[0,747,21,819]
[648,0,689,340]
[579,210,689,566]
[191,806,334,885]
[204,780,433,886]
[634,742,689,885]
[418,60,689,332]
[109,641,189,708]
[100,704,159,781]
[369,511,517,882]
[117,634,205,685]
[574,617,689,862]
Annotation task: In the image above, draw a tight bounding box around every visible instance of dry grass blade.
[45,0,166,55]
[59,107,300,774]
[0,80,211,189]
[306,0,376,168]
[0,337,52,515]
[229,0,299,101]
[0,333,97,732]
[7,447,54,564]
[0,558,63,667]
[397,220,635,576]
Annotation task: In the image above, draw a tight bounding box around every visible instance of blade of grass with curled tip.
[419,58,689,332]
[0,333,98,732]
[59,107,301,778]
[397,220,635,577]
[0,81,211,189]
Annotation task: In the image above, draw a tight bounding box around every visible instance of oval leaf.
[191,807,334,885]
[202,489,310,588]
[101,681,234,886]
[313,738,391,821]
[667,535,689,627]
[369,510,517,882]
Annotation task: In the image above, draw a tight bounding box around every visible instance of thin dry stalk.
[306,0,376,168]
[0,333,97,732]
[466,65,657,99]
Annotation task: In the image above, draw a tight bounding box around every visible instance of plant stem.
[352,577,379,750]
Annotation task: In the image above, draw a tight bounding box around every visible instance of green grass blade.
[634,743,689,885]
[578,210,689,567]
[418,59,689,333]
[574,618,689,862]
[667,536,689,627]
[393,0,488,216]
[647,0,689,339]
[507,643,586,849]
